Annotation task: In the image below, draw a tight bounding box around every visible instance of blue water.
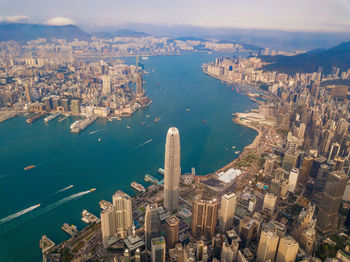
[0,53,257,261]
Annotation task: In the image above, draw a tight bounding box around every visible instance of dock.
[81,209,99,224]
[58,114,70,122]
[144,174,159,184]
[99,200,113,210]
[26,112,47,124]
[61,223,78,237]
[44,112,60,123]
[131,182,146,192]
[39,235,55,253]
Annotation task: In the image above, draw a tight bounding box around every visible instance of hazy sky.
[1,0,350,32]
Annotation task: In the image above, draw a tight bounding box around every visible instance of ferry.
[131,182,146,192]
[235,151,241,154]
[24,165,36,171]
[44,112,60,123]
[232,146,236,149]
[144,174,159,184]
[126,125,131,129]
[158,168,165,175]
[146,115,150,118]
[98,138,101,142]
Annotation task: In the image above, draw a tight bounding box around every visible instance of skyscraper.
[288,168,299,193]
[24,83,32,103]
[276,236,299,262]
[164,127,181,213]
[256,229,279,262]
[191,195,218,239]
[101,206,116,248]
[102,75,111,95]
[151,237,166,262]
[299,156,313,185]
[165,216,179,249]
[145,204,161,250]
[112,190,132,238]
[136,73,143,98]
[219,192,237,232]
[317,171,348,233]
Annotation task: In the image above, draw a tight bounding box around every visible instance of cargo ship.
[144,174,159,184]
[70,115,98,134]
[24,165,36,171]
[26,113,46,124]
[44,112,60,123]
[131,182,146,192]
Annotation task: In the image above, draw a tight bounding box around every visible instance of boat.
[126,125,131,129]
[98,138,101,142]
[144,174,159,184]
[142,56,149,60]
[90,188,96,192]
[232,146,236,149]
[108,118,112,122]
[186,108,190,111]
[24,165,36,171]
[154,117,159,122]
[44,112,60,123]
[235,151,241,154]
[146,115,150,118]
[141,121,145,125]
[158,168,165,175]
[203,120,207,123]
[225,148,229,151]
[131,182,146,192]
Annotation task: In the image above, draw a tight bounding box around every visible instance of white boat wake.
[0,204,41,224]
[57,185,74,193]
[129,139,153,152]
[89,129,105,135]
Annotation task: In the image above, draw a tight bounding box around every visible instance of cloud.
[3,15,30,23]
[46,17,75,26]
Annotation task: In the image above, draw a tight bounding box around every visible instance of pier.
[70,115,98,134]
[26,112,47,124]
[61,223,78,237]
[81,209,99,223]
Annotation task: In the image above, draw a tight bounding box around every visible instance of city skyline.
[0,0,350,33]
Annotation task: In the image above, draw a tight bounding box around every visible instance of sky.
[0,0,350,32]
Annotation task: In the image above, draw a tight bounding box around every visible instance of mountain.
[261,41,350,74]
[93,29,150,38]
[0,23,90,41]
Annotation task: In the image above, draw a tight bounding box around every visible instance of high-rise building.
[60,98,69,112]
[299,156,313,185]
[313,164,329,194]
[317,171,349,234]
[165,216,179,249]
[191,195,218,239]
[52,96,60,110]
[276,236,299,262]
[101,206,116,248]
[300,227,316,254]
[328,142,340,161]
[145,204,161,250]
[102,75,111,95]
[282,150,299,172]
[151,237,166,262]
[256,229,279,262]
[24,84,32,103]
[136,73,143,98]
[124,249,131,262]
[112,190,132,238]
[219,192,237,232]
[196,240,209,262]
[70,99,81,114]
[239,216,258,248]
[264,156,276,176]
[262,193,277,215]
[221,239,239,262]
[288,168,299,193]
[43,97,52,111]
[164,127,181,213]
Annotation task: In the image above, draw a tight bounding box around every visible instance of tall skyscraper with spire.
[164,127,181,213]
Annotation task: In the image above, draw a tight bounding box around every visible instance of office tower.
[124,249,131,262]
[248,196,256,213]
[299,156,313,185]
[174,243,184,262]
[60,98,69,112]
[270,179,281,197]
[145,204,161,250]
[334,156,344,171]
[102,75,111,94]
[24,83,32,103]
[328,142,341,161]
[262,193,277,215]
[196,240,209,261]
[264,156,276,176]
[298,123,306,139]
[70,99,81,114]
[313,164,329,194]
[112,190,132,238]
[101,206,116,248]
[134,248,141,262]
[239,216,258,247]
[151,237,166,262]
[276,236,299,262]
[219,192,237,232]
[164,127,181,213]
[282,150,298,172]
[221,239,239,262]
[288,168,299,193]
[43,97,52,111]
[280,179,289,199]
[317,171,348,234]
[52,96,60,110]
[191,195,218,239]
[237,250,248,262]
[165,216,179,249]
[256,229,279,262]
[136,73,143,98]
[300,227,316,254]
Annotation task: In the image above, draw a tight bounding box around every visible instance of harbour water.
[0,52,257,261]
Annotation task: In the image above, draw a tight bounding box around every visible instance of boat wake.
[129,139,153,152]
[0,204,41,224]
[57,185,74,193]
[89,128,105,135]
